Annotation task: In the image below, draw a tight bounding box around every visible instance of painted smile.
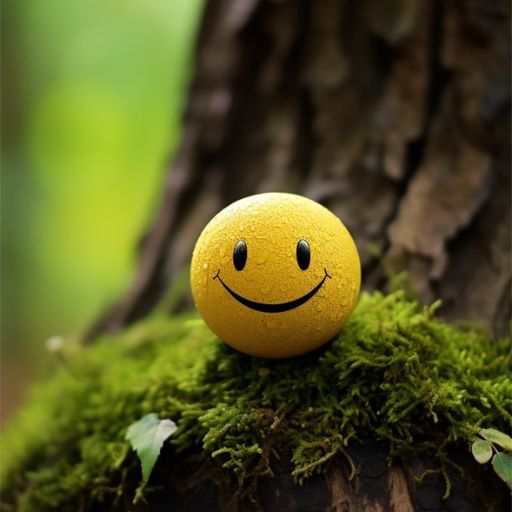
[213,269,332,313]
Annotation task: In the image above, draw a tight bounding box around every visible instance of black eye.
[233,240,247,271]
[296,239,310,270]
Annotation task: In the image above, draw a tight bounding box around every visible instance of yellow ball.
[190,193,361,358]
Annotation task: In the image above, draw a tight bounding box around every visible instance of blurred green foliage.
[1,0,204,412]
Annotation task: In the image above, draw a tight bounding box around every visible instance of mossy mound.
[1,292,511,511]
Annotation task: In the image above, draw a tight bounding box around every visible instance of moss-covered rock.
[1,292,511,511]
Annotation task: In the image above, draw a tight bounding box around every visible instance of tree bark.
[95,0,510,339]
[138,440,509,512]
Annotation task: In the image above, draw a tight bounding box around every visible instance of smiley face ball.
[190,193,361,358]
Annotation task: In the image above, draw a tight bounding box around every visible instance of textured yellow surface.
[190,193,361,358]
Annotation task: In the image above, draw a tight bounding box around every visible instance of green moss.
[2,292,511,510]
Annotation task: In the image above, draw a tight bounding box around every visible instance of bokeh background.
[1,0,204,421]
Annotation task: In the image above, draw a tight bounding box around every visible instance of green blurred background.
[1,0,204,421]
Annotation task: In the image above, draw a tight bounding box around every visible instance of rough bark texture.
[90,0,510,510]
[97,0,511,339]
[137,441,509,512]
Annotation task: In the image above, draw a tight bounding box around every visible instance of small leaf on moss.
[480,428,512,451]
[491,452,512,489]
[126,413,177,482]
[472,440,492,464]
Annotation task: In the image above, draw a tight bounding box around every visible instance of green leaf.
[126,413,177,482]
[480,428,512,451]
[472,439,492,464]
[491,452,512,489]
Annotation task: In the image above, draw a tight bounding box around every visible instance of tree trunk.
[90,0,510,510]
[96,0,510,339]
[140,440,509,512]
